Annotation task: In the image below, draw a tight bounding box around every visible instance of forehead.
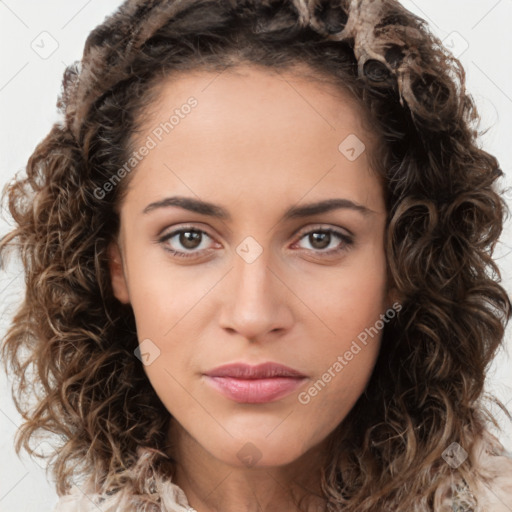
[122,64,383,216]
[141,63,369,140]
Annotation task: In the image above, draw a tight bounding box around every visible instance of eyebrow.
[142,195,376,220]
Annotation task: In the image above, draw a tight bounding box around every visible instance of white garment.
[52,430,512,512]
[53,477,196,512]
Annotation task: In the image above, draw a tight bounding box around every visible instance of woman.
[1,0,511,510]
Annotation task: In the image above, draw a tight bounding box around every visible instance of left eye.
[293,228,353,254]
[158,226,353,259]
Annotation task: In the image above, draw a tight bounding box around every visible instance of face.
[108,64,393,469]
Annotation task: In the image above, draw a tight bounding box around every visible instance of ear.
[107,240,130,304]
[385,286,403,312]
[384,272,403,312]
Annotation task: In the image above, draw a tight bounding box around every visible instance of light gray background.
[1,1,511,510]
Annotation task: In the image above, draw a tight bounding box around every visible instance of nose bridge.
[235,247,271,299]
[220,238,291,339]
[233,243,275,309]
[233,232,273,292]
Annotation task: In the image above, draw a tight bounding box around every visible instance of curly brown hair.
[1,0,511,510]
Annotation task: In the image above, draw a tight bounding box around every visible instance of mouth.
[203,362,307,404]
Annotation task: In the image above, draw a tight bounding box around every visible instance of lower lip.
[204,376,306,403]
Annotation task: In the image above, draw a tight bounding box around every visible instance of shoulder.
[52,447,194,512]
[52,487,92,512]
[52,480,194,512]
[436,429,512,511]
[468,429,512,511]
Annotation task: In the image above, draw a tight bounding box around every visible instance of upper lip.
[205,362,306,379]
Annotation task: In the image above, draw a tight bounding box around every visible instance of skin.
[108,64,394,512]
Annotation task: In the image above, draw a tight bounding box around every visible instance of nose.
[219,248,294,342]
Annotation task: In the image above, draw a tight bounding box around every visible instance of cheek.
[295,244,388,340]
[295,297,384,443]
[291,246,387,411]
[127,262,214,338]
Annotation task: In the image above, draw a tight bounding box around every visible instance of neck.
[167,419,329,512]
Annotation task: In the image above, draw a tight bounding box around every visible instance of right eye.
[158,226,218,259]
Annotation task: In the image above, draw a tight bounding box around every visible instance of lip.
[206,362,306,379]
[204,362,307,403]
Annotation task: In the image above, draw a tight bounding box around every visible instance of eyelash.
[157,224,354,259]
